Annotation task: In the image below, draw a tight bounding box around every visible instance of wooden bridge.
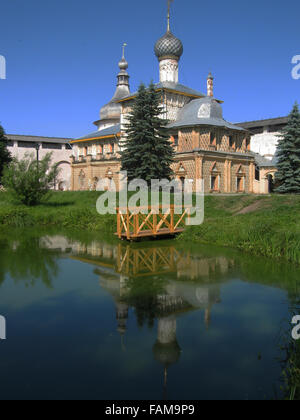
[116,205,190,241]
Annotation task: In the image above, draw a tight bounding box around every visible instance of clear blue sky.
[0,0,299,138]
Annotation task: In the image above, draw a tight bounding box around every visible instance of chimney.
[207,72,214,97]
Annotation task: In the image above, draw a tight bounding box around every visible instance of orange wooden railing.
[116,205,190,240]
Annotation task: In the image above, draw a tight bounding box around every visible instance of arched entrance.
[267,174,274,193]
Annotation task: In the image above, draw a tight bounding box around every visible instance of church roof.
[6,134,72,144]
[117,81,206,103]
[251,152,277,167]
[168,97,246,132]
[72,124,121,143]
[236,116,288,129]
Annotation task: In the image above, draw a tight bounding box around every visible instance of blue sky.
[0,0,299,138]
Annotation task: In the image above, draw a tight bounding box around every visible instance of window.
[250,127,264,134]
[255,165,260,181]
[211,176,217,191]
[246,138,251,151]
[18,141,35,148]
[237,177,242,192]
[66,144,72,150]
[236,177,245,192]
[210,132,216,146]
[268,125,285,133]
[42,143,62,150]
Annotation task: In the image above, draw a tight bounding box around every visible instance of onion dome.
[153,340,181,367]
[154,30,183,61]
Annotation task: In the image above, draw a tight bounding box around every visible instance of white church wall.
[250,131,281,160]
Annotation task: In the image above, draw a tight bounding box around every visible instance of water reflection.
[1,231,300,399]
[0,233,60,288]
[37,236,238,397]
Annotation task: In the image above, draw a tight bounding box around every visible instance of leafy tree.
[121,82,175,184]
[276,103,300,193]
[0,124,12,181]
[2,153,60,206]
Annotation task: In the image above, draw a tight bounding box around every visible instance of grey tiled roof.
[250,152,277,167]
[117,82,205,102]
[7,134,72,144]
[168,97,246,132]
[74,124,121,141]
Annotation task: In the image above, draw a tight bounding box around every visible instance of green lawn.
[1,191,300,264]
[181,194,300,265]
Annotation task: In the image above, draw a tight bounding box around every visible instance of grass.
[180,194,300,265]
[1,191,300,264]
[0,191,116,233]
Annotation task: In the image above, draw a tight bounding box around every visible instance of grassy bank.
[181,194,300,265]
[1,191,300,264]
[0,191,116,234]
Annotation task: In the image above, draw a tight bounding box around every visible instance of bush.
[2,153,59,206]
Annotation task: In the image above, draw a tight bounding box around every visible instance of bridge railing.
[116,205,191,240]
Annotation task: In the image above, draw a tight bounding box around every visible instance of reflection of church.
[70,3,276,194]
[39,235,235,397]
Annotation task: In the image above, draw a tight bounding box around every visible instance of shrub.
[2,153,59,206]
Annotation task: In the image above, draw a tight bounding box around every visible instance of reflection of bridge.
[116,244,191,277]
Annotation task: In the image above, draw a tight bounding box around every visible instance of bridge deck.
[115,227,184,241]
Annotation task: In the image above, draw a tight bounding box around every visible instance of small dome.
[118,57,128,71]
[155,31,183,61]
[100,101,122,121]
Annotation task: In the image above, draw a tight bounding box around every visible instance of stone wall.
[71,158,121,191]
[7,138,72,190]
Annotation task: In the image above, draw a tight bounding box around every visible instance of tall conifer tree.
[0,124,12,181]
[275,103,300,193]
[121,82,175,184]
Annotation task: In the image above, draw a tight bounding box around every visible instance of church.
[70,4,276,194]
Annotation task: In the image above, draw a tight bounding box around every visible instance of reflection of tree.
[0,231,60,288]
[124,276,166,329]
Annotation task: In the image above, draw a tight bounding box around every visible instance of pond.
[0,228,299,400]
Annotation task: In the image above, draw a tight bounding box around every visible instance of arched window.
[92,177,99,191]
[255,165,260,181]
[79,170,86,190]
[210,162,221,192]
[236,165,246,192]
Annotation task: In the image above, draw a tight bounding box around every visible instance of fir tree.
[121,82,175,184]
[275,103,300,194]
[0,124,12,181]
